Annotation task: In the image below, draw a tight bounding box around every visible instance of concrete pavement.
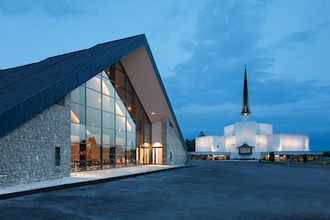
[1,160,330,219]
[0,164,186,199]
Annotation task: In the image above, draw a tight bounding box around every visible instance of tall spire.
[241,67,250,118]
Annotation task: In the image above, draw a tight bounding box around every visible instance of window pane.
[71,86,85,104]
[86,74,101,91]
[86,107,101,127]
[116,130,126,146]
[127,132,136,148]
[102,145,114,169]
[115,66,126,87]
[127,117,135,132]
[102,95,114,113]
[116,145,125,167]
[126,146,135,166]
[71,123,86,143]
[102,112,114,129]
[102,128,115,145]
[102,76,115,97]
[115,99,126,117]
[87,125,101,145]
[71,103,85,124]
[110,145,116,167]
[86,88,101,109]
[116,115,126,131]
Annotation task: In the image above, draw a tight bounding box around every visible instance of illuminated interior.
[70,62,152,171]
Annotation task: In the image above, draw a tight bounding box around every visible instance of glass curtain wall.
[70,62,151,171]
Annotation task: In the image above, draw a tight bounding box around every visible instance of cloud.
[0,0,91,17]
[162,0,330,150]
[273,29,319,50]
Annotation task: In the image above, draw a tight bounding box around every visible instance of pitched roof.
[0,34,184,144]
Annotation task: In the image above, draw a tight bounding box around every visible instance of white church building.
[190,68,317,161]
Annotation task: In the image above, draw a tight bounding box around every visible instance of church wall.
[257,123,273,135]
[225,136,236,153]
[267,134,281,151]
[0,95,71,188]
[234,121,257,147]
[255,135,268,153]
[162,117,186,165]
[195,136,213,152]
[278,133,309,151]
[213,136,225,152]
[195,136,225,152]
[224,124,235,136]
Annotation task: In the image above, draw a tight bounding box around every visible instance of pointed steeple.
[241,67,250,117]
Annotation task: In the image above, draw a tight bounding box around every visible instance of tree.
[269,152,275,163]
[303,154,308,163]
[198,131,205,137]
[185,139,195,152]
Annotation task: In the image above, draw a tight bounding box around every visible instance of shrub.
[269,152,275,163]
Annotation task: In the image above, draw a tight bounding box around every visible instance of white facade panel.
[234,121,257,147]
[257,123,273,135]
[213,136,225,152]
[195,136,213,152]
[256,135,268,152]
[224,124,235,136]
[279,133,309,151]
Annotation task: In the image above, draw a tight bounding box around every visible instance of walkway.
[0,164,185,199]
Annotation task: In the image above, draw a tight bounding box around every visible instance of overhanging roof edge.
[142,38,186,149]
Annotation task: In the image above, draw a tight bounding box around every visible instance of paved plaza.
[0,160,329,220]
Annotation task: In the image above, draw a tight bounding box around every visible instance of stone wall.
[0,95,71,188]
[162,117,187,165]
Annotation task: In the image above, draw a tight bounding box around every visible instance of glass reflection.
[71,103,85,124]
[71,86,85,104]
[71,123,86,143]
[115,98,126,117]
[87,88,101,109]
[102,112,114,129]
[86,126,101,144]
[102,95,114,113]
[116,130,126,146]
[116,145,126,167]
[86,107,101,127]
[70,62,151,172]
[116,115,126,132]
[86,74,101,91]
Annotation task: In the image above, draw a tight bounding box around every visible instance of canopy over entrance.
[237,143,254,155]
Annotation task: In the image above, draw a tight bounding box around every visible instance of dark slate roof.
[237,143,254,148]
[0,34,149,137]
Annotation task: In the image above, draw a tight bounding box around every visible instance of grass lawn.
[260,158,330,166]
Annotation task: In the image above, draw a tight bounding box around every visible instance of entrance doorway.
[152,147,163,164]
[138,146,152,164]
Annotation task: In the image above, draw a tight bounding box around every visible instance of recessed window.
[55,147,61,166]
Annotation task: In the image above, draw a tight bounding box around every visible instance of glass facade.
[71,62,151,171]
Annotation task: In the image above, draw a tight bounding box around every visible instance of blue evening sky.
[1,0,329,151]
